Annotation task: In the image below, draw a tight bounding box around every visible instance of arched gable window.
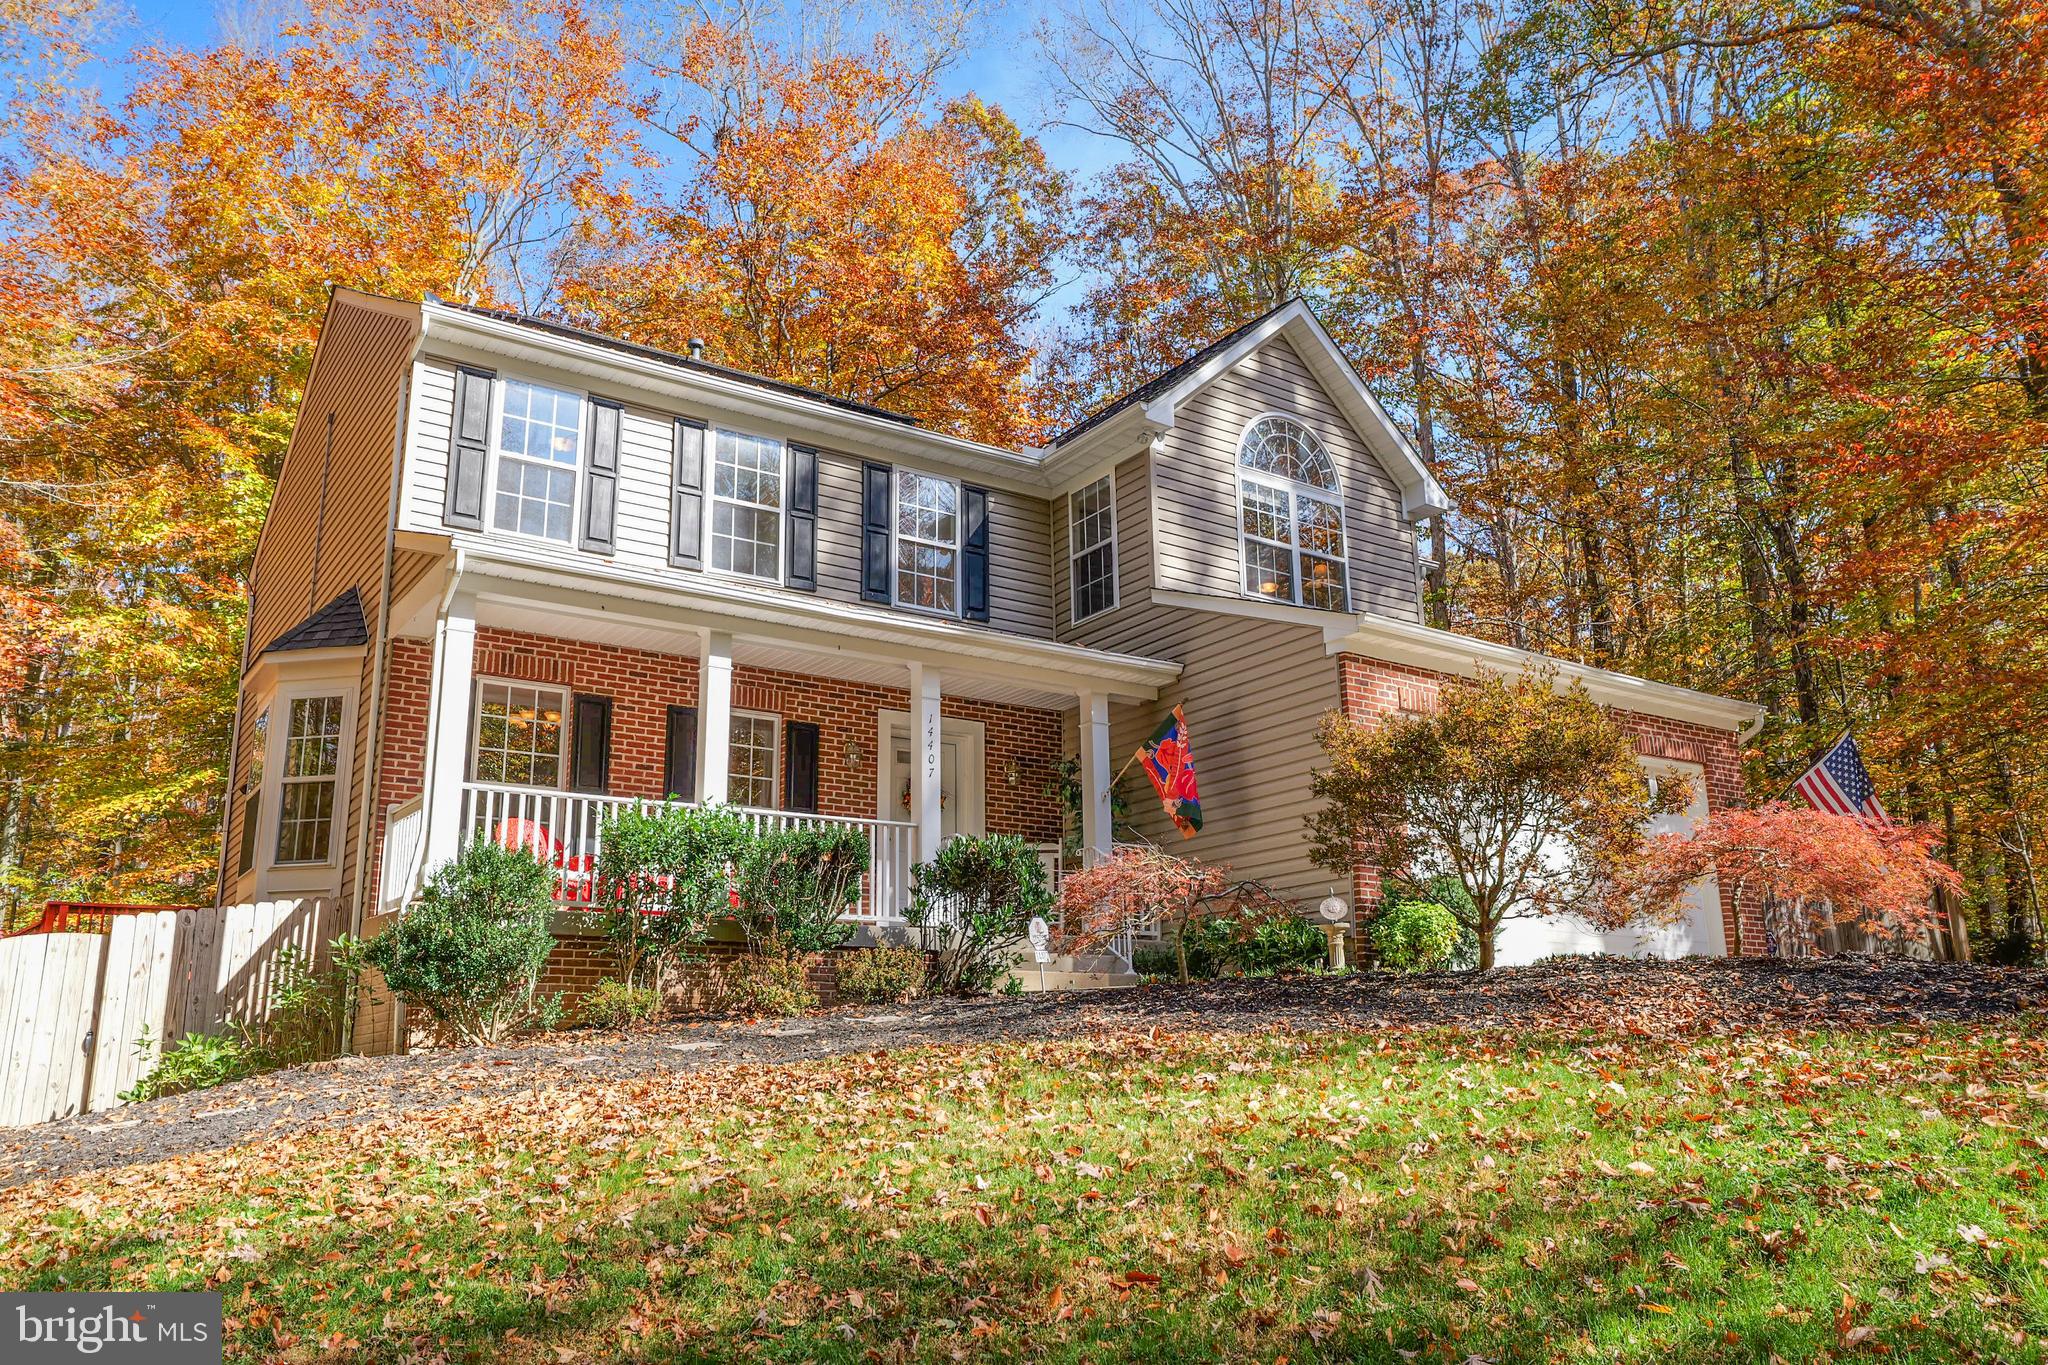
[1237,415,1349,610]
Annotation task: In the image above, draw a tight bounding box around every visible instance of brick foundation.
[1335,653,1757,957]
[538,934,881,1015]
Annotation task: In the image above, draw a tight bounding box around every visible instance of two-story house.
[218,289,1762,1047]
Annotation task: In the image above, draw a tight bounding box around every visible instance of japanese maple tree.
[1605,802,1962,957]
[1055,846,1292,984]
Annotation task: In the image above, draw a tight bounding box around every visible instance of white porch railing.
[378,796,426,917]
[449,782,917,922]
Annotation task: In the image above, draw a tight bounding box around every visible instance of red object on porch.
[492,817,560,862]
[4,901,200,937]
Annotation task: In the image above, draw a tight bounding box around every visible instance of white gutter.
[460,546,1182,699]
[1148,588,1762,736]
[420,302,1046,489]
[1325,609,1764,737]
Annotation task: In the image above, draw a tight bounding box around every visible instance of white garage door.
[1492,758,1725,967]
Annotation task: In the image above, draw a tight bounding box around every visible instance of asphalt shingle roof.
[263,588,369,655]
[1046,299,1296,449]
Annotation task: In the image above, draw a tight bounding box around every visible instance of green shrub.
[1370,898,1462,972]
[736,824,869,954]
[1130,945,1180,980]
[836,945,927,1004]
[580,978,661,1029]
[1382,876,1480,969]
[595,802,751,991]
[364,841,561,1046]
[122,1029,259,1102]
[907,834,1051,994]
[1215,912,1329,975]
[717,953,817,1017]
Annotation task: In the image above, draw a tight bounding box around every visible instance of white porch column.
[908,662,944,864]
[696,629,733,804]
[421,592,477,873]
[1078,690,1113,866]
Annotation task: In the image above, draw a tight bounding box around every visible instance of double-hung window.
[274,694,345,864]
[472,682,566,788]
[491,379,583,543]
[895,470,960,614]
[1237,415,1349,611]
[1068,474,1117,621]
[708,429,784,579]
[727,711,780,808]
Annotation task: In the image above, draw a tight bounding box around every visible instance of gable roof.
[1041,298,1452,519]
[424,295,918,427]
[263,588,369,655]
[1046,300,1294,449]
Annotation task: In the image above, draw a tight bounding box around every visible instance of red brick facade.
[1334,653,1758,956]
[364,626,1067,920]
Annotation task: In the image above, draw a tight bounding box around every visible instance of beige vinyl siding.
[232,297,418,912]
[1053,453,1154,647]
[1103,609,1341,905]
[402,361,1057,636]
[1150,336,1421,622]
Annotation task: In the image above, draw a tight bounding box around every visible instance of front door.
[880,715,985,838]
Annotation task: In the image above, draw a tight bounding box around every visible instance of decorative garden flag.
[1137,705,1202,837]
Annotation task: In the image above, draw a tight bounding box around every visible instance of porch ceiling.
[461,556,1179,711]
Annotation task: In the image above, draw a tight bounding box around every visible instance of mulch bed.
[4,955,2041,1189]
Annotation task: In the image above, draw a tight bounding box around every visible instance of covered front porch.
[372,552,1181,928]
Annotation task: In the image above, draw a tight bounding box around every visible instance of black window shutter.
[670,419,707,569]
[571,694,613,793]
[580,397,621,554]
[663,705,699,801]
[443,366,495,530]
[786,443,818,591]
[962,485,990,622]
[861,462,892,602]
[784,722,820,813]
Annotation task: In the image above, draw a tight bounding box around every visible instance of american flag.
[1793,732,1890,825]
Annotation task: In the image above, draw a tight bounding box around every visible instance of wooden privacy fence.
[0,898,336,1128]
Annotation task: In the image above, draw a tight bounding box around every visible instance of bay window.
[274,694,344,864]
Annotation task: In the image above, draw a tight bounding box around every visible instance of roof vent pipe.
[687,337,705,360]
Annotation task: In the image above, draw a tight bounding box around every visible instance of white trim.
[421,301,1049,493]
[1067,471,1119,623]
[468,675,572,792]
[455,546,1180,701]
[701,425,787,586]
[1039,300,1453,518]
[1146,588,1764,735]
[875,708,986,837]
[1233,410,1352,613]
[483,372,587,550]
[890,467,964,618]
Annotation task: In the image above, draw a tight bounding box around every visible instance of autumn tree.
[1605,802,1963,957]
[0,0,641,918]
[563,24,1068,444]
[1310,669,1676,970]
[1055,846,1292,984]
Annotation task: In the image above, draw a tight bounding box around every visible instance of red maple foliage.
[1606,803,1963,956]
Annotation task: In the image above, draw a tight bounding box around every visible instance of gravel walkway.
[4,955,2040,1188]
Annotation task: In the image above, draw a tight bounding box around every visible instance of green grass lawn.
[4,1022,2045,1362]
